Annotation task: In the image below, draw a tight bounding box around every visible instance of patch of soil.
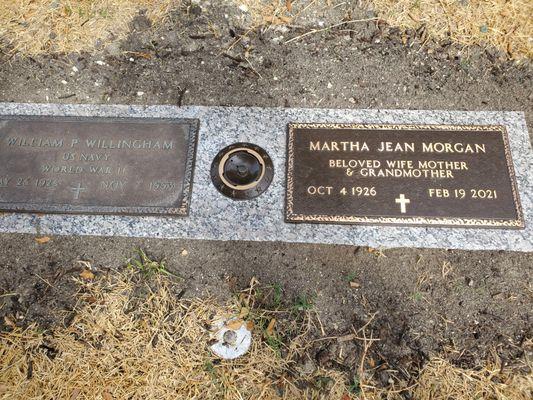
[0,4,531,130]
[1,234,531,377]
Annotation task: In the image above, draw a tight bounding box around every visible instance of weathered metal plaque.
[0,115,199,216]
[286,123,524,228]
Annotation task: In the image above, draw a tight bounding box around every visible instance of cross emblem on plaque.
[71,183,86,200]
[395,194,410,214]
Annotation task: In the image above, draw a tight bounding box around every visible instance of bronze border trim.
[285,123,524,229]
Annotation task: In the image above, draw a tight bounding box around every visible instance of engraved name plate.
[0,116,199,216]
[286,123,523,228]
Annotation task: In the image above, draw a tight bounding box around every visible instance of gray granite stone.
[0,103,531,251]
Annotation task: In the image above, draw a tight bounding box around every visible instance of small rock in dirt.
[35,236,51,244]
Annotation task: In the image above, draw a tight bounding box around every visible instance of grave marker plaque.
[286,123,524,228]
[0,116,199,216]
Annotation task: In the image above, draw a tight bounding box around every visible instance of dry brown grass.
[414,355,533,400]
[1,1,530,59]
[236,0,295,27]
[372,0,533,60]
[0,0,180,55]
[235,0,532,59]
[1,268,531,399]
[0,270,356,399]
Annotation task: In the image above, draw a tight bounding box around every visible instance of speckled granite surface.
[0,103,531,251]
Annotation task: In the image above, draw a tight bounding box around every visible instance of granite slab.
[0,103,531,251]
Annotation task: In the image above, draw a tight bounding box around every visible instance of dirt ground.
[1,234,532,369]
[0,2,531,126]
[0,1,532,397]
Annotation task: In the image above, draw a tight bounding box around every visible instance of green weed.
[344,272,358,282]
[293,294,314,312]
[265,333,283,356]
[272,283,282,308]
[126,248,171,277]
[412,291,424,301]
[348,376,361,394]
[315,376,332,390]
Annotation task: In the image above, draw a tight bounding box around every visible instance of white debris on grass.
[209,316,252,360]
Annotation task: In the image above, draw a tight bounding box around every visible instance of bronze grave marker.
[286,123,524,228]
[0,116,199,216]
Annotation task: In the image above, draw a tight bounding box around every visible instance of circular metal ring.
[211,142,274,200]
[218,147,266,191]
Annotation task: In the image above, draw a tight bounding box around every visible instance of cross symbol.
[395,194,410,214]
[71,183,86,200]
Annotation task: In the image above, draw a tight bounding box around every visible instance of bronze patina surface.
[0,115,199,216]
[286,123,523,228]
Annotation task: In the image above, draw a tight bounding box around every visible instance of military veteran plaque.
[286,123,524,228]
[0,115,199,216]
